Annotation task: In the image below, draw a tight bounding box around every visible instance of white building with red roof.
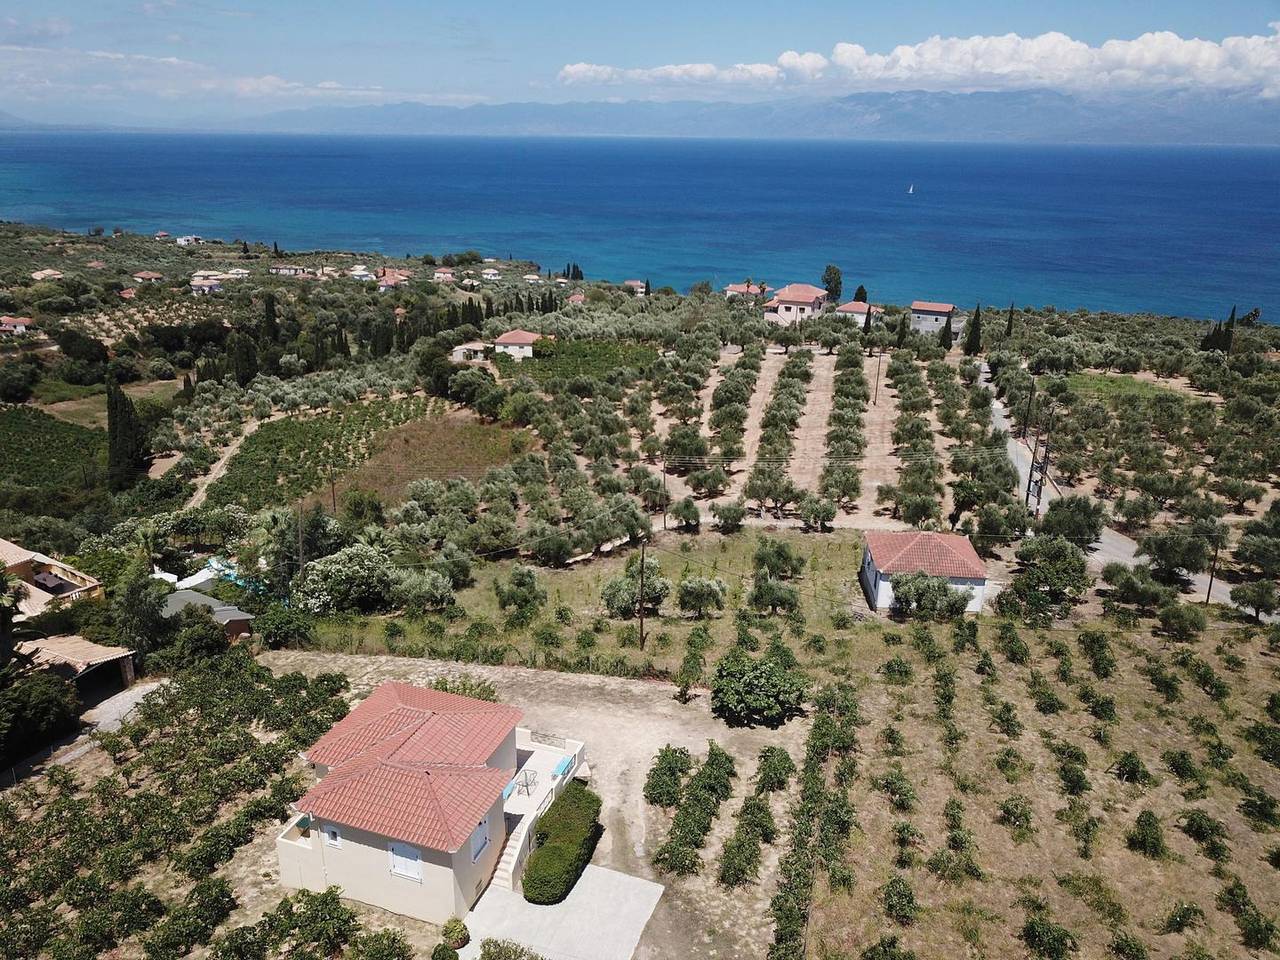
[910,300,957,334]
[276,682,586,923]
[492,328,544,361]
[769,283,828,324]
[859,530,988,613]
[723,281,772,300]
[835,300,885,322]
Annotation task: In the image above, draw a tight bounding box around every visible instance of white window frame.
[388,841,422,881]
[470,814,490,863]
[323,824,342,848]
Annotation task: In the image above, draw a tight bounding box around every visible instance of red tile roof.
[724,282,771,295]
[306,682,522,769]
[911,301,955,314]
[863,530,986,580]
[301,754,513,852]
[299,682,522,851]
[773,283,827,303]
[494,329,542,346]
[835,300,882,315]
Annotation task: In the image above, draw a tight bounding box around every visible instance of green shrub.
[442,917,469,949]
[477,939,550,960]
[882,875,919,925]
[432,946,460,960]
[521,782,602,904]
[1159,901,1205,934]
[643,745,692,807]
[1109,931,1148,960]
[998,795,1035,842]
[1126,811,1167,859]
[754,745,797,793]
[1021,914,1078,960]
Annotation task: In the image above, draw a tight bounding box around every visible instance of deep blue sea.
[1,132,1277,319]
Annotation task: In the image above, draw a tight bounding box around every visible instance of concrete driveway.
[457,866,663,960]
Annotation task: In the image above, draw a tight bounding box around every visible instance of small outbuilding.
[15,634,136,707]
[161,588,255,638]
[860,530,987,614]
[451,340,489,363]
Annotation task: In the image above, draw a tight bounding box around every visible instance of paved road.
[983,364,1241,609]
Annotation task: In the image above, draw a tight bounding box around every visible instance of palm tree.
[0,571,34,668]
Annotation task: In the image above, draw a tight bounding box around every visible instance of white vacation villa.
[859,530,988,614]
[492,329,544,360]
[768,283,828,324]
[276,682,587,923]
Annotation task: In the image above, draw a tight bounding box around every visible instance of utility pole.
[1034,407,1055,517]
[872,347,884,405]
[660,459,668,531]
[1024,424,1042,507]
[1022,377,1036,440]
[296,501,306,582]
[1204,542,1220,606]
[636,542,647,650]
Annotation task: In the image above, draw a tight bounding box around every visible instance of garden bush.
[521,782,602,904]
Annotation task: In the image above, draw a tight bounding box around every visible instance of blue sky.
[4,1,1280,123]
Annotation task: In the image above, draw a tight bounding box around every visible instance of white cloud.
[559,25,1280,97]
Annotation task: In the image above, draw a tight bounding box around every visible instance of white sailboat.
[908,184,915,195]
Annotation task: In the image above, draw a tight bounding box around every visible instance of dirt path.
[186,417,263,508]
[720,349,787,502]
[788,350,837,493]
[851,352,908,528]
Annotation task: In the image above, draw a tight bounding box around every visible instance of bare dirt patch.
[721,349,787,503]
[789,349,837,494]
[853,352,910,528]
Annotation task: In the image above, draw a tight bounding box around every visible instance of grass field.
[302,407,531,508]
[206,396,434,511]
[1066,372,1179,401]
[494,339,659,383]
[39,378,181,428]
[315,527,869,675]
[0,404,105,485]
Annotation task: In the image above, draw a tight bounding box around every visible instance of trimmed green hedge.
[522,781,602,904]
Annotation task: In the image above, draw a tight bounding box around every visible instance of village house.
[378,274,403,292]
[493,329,544,360]
[31,269,64,282]
[175,235,202,246]
[1,536,104,619]
[624,279,647,296]
[723,281,772,299]
[450,340,489,363]
[270,264,307,277]
[768,283,828,324]
[459,277,481,291]
[521,273,543,285]
[190,278,222,296]
[567,291,586,305]
[132,270,164,284]
[909,300,957,334]
[859,530,988,614]
[835,300,885,322]
[433,267,456,283]
[224,267,251,280]
[154,231,170,240]
[276,682,587,923]
[118,288,137,301]
[160,588,255,638]
[1,316,31,336]
[481,268,501,281]
[15,634,136,707]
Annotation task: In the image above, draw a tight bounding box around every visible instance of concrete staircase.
[491,816,529,891]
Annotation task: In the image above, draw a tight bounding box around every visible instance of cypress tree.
[1224,304,1236,354]
[1005,301,1015,337]
[896,315,909,347]
[862,311,872,336]
[106,381,146,490]
[262,291,279,343]
[939,316,954,349]
[644,278,651,297]
[853,284,868,303]
[962,303,983,356]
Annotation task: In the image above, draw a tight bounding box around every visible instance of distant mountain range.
[4,90,1279,144]
[217,90,1280,144]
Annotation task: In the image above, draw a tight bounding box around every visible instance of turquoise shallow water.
[1,132,1276,319]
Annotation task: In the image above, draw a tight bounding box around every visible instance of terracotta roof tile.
[911,300,955,314]
[773,283,827,303]
[299,682,522,851]
[864,530,986,579]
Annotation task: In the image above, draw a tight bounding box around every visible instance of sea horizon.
[2,131,1277,320]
